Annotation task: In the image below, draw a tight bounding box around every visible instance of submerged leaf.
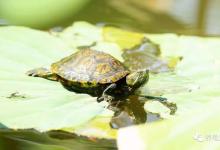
[103,26,181,73]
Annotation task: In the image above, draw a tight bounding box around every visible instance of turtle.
[26,49,165,102]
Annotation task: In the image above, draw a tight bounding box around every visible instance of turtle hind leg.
[26,67,58,81]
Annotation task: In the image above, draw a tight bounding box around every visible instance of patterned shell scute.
[51,49,129,84]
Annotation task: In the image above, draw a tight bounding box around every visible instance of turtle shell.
[51,49,129,85]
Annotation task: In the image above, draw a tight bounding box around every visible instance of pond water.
[1,0,220,36]
[72,0,220,36]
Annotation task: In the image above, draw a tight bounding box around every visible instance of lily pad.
[118,35,220,150]
[0,22,219,150]
[0,25,114,138]
[0,129,117,150]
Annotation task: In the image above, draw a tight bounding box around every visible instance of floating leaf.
[118,35,220,150]
[103,27,145,49]
[1,22,219,150]
[0,25,116,139]
[0,129,117,150]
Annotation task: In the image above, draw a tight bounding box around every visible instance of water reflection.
[110,95,147,128]
[109,95,177,129]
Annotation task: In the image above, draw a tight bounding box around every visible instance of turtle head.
[126,69,149,89]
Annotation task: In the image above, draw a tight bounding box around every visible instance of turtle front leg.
[97,83,117,102]
[26,67,58,81]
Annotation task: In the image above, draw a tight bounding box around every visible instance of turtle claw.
[26,68,49,77]
[26,70,39,77]
[107,104,120,112]
[97,95,115,103]
[26,68,57,81]
[97,97,104,102]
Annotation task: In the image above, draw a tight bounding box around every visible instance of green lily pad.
[0,25,115,138]
[118,35,220,150]
[0,129,117,150]
[1,22,219,150]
